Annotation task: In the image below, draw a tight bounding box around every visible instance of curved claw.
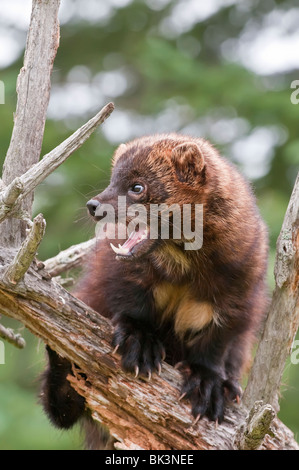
[178,392,187,402]
[174,361,184,370]
[134,365,139,378]
[193,414,201,425]
[112,344,120,355]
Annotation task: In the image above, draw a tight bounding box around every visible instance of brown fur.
[41,133,269,447]
[80,134,269,411]
[85,134,268,382]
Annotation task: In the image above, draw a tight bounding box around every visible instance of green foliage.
[0,320,82,449]
[0,0,298,449]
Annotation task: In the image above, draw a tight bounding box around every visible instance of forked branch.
[0,102,114,224]
[0,0,61,249]
[44,238,97,277]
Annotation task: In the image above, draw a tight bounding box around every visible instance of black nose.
[86,199,100,216]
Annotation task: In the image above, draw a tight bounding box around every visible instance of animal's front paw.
[112,322,165,379]
[179,364,241,424]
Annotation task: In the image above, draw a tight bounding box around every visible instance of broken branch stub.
[4,214,46,285]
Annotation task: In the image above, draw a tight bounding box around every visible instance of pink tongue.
[122,229,146,251]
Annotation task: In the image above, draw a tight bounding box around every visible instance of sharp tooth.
[118,244,122,248]
[110,243,130,255]
[110,243,121,254]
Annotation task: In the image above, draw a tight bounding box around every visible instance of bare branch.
[0,178,23,220]
[0,323,26,349]
[44,238,97,277]
[0,0,61,248]
[11,103,114,203]
[243,172,299,411]
[0,103,114,224]
[2,0,60,186]
[4,214,46,285]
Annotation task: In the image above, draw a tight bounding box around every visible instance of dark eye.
[130,183,144,194]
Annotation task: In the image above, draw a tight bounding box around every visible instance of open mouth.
[110,226,150,258]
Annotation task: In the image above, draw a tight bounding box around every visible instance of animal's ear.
[171,142,205,183]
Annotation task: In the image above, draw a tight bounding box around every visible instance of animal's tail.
[81,416,115,450]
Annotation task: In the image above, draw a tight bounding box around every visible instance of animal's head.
[86,135,206,260]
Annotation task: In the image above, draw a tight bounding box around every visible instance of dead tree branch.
[0,102,114,225]
[43,238,97,277]
[243,172,299,412]
[0,322,26,349]
[4,213,46,285]
[0,0,61,248]
[0,248,297,450]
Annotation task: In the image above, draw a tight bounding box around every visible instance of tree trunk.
[243,172,299,412]
[0,0,60,248]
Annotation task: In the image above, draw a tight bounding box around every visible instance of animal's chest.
[152,281,214,338]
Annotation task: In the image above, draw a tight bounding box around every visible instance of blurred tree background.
[0,0,298,449]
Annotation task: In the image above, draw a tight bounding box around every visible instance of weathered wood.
[234,401,276,450]
[0,250,297,450]
[0,103,114,225]
[44,238,97,277]
[0,177,23,221]
[0,322,26,349]
[0,0,61,247]
[243,172,299,411]
[4,213,46,285]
